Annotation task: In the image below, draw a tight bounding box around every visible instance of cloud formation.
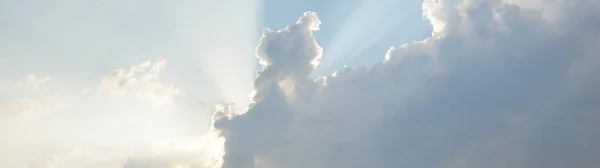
[101,57,180,102]
[0,58,222,168]
[1,0,599,168]
[214,0,600,168]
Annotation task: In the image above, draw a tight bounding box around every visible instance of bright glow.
[1,0,261,167]
[0,58,230,167]
[189,0,263,111]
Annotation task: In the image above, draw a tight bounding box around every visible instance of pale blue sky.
[0,0,430,80]
[263,0,431,73]
[0,0,432,111]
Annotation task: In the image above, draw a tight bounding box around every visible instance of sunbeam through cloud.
[315,0,405,74]
[1,0,600,168]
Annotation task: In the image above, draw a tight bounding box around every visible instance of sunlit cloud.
[3,0,598,168]
[100,57,180,103]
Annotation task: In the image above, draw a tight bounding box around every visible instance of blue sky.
[0,0,431,77]
[0,0,431,107]
[263,0,431,73]
[1,0,599,168]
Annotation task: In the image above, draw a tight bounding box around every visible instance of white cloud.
[101,57,180,103]
[213,0,600,168]
[1,0,599,168]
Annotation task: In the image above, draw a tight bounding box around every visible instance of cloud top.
[212,0,600,168]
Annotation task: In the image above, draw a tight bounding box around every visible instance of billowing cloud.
[214,0,600,168]
[2,0,599,168]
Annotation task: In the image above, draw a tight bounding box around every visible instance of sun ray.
[314,0,404,75]
[191,0,264,111]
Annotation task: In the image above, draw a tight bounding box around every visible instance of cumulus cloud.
[213,0,600,168]
[2,0,599,168]
[101,57,180,102]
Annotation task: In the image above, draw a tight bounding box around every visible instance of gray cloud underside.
[212,0,600,168]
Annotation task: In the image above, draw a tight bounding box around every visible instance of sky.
[0,0,599,168]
